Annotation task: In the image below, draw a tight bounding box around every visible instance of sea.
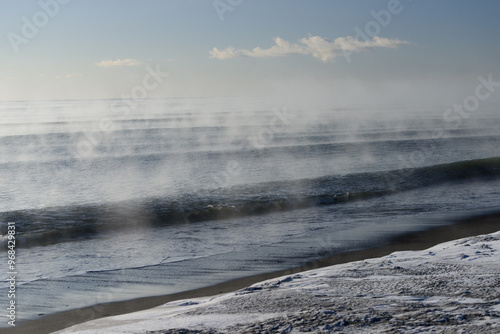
[0,97,499,326]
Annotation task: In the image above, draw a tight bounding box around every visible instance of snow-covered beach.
[53,230,500,334]
[3,0,500,332]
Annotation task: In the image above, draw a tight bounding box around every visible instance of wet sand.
[6,210,500,334]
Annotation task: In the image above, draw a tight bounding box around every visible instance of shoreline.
[7,210,500,334]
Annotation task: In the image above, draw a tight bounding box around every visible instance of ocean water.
[0,98,499,325]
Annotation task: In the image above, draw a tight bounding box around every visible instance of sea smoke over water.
[0,97,499,324]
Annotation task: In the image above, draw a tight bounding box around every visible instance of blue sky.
[1,0,499,102]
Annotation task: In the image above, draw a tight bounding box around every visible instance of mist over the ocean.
[0,98,499,324]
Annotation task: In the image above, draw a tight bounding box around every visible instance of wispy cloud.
[210,35,410,62]
[55,73,83,79]
[95,58,143,67]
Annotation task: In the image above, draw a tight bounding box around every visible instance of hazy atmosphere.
[1,0,500,104]
[1,1,500,333]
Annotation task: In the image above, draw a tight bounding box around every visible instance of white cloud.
[54,73,82,79]
[209,47,242,60]
[95,58,143,67]
[210,35,409,62]
[65,73,82,78]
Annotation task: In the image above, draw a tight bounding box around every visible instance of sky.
[1,0,500,104]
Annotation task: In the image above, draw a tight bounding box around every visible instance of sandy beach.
[5,211,500,334]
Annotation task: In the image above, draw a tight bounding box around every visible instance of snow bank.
[56,231,500,333]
